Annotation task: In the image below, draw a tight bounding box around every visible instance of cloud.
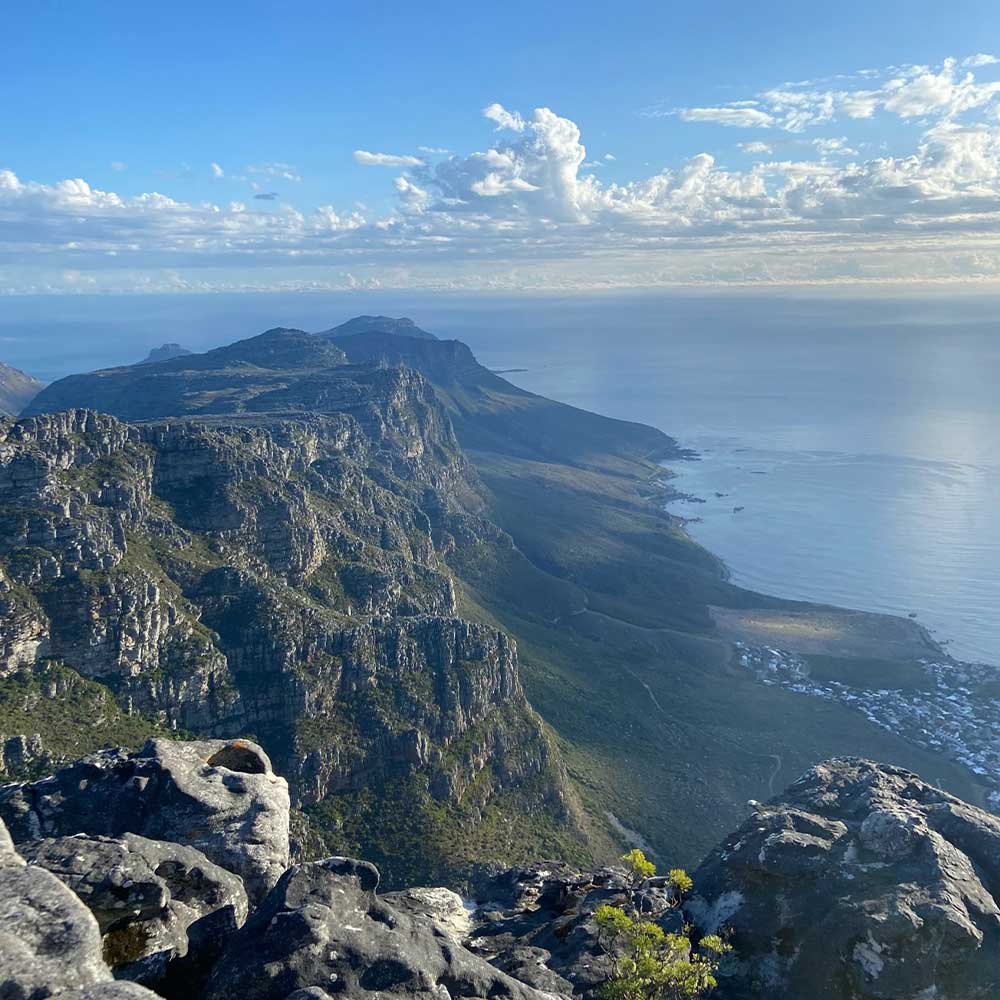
[483,103,526,132]
[211,162,224,178]
[604,153,616,161]
[671,55,1000,133]
[110,161,127,172]
[246,162,302,181]
[12,68,1000,294]
[678,107,776,128]
[962,53,999,68]
[417,146,450,155]
[353,150,424,167]
[812,137,856,157]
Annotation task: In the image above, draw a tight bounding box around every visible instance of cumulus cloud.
[353,150,424,167]
[483,103,526,131]
[11,63,1000,294]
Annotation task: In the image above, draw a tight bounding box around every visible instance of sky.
[5,0,1000,294]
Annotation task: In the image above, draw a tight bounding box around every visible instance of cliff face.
[0,373,580,882]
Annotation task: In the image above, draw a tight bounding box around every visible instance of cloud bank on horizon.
[6,54,1000,294]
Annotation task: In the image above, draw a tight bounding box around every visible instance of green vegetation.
[593,852,730,1000]
[0,661,175,780]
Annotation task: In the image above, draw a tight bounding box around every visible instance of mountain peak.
[141,342,193,365]
[322,316,438,341]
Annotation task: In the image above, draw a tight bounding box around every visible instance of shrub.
[594,904,730,1000]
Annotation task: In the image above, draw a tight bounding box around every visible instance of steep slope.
[323,321,989,866]
[4,338,593,884]
[0,361,43,416]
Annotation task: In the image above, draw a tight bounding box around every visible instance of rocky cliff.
[1,336,584,882]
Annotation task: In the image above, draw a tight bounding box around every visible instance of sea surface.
[4,289,1000,665]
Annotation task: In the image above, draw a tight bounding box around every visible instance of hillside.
[0,361,43,416]
[18,318,990,869]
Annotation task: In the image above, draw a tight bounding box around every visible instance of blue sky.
[5,0,1000,293]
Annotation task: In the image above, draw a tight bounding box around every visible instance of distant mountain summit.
[0,361,43,416]
[141,342,193,364]
[321,316,438,340]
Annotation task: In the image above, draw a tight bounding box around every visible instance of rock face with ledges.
[0,341,580,882]
[687,758,1000,1000]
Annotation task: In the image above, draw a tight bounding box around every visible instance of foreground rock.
[688,758,1000,999]
[0,816,161,1000]
[20,833,248,993]
[205,857,564,1000]
[0,737,289,901]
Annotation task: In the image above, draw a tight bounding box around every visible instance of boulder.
[205,857,567,1000]
[0,737,289,902]
[687,758,1000,999]
[19,832,248,995]
[0,861,112,998]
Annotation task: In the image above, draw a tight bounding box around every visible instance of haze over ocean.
[4,289,999,664]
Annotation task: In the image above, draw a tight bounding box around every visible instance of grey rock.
[0,737,289,902]
[0,815,21,866]
[688,757,1000,999]
[205,857,566,1000]
[19,832,248,994]
[0,863,111,998]
[63,986,163,1000]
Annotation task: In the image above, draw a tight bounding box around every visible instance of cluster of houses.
[734,641,1000,813]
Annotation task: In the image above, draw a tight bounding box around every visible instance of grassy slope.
[370,341,988,868]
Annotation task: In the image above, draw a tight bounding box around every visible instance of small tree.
[621,848,656,887]
[594,905,730,1000]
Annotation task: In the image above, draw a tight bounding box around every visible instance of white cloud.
[12,69,1000,293]
[812,137,856,157]
[211,162,224,178]
[678,107,776,128]
[353,150,424,167]
[483,103,526,132]
[604,153,616,161]
[671,55,1000,133]
[110,161,127,172]
[246,162,302,181]
[417,146,450,155]
[962,53,999,68]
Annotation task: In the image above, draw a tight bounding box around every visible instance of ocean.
[4,288,999,665]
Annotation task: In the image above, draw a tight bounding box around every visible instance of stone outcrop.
[688,758,1000,999]
[0,737,289,902]
[204,857,559,1000]
[19,833,248,992]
